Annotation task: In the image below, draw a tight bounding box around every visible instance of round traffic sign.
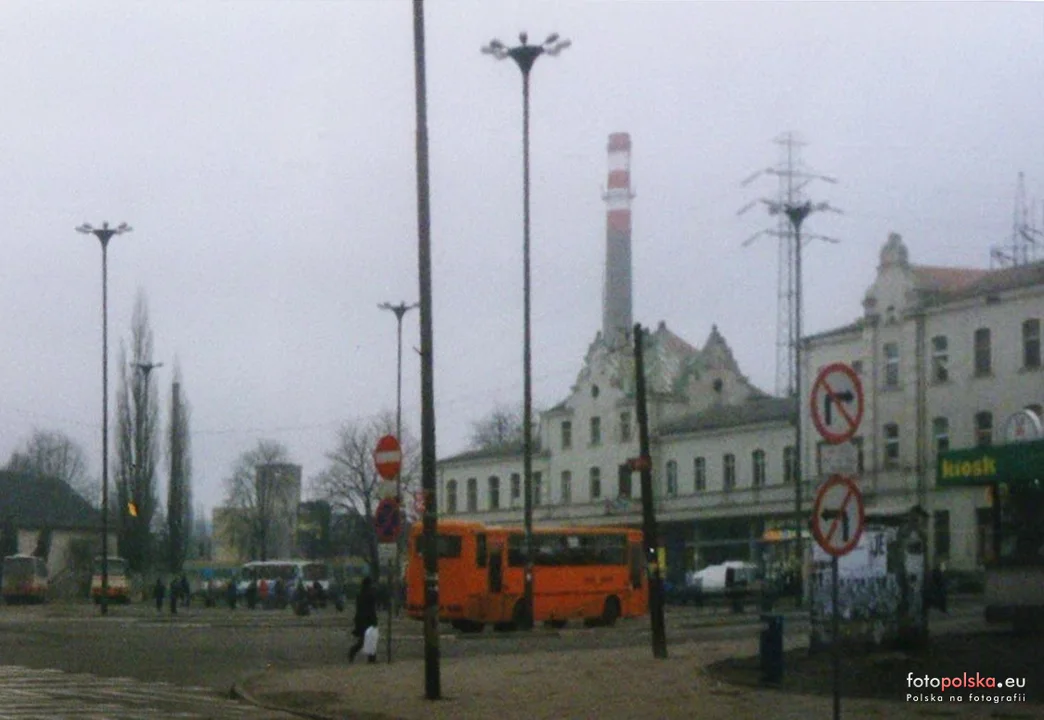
[374,434,402,480]
[811,475,865,557]
[375,497,402,543]
[810,363,864,445]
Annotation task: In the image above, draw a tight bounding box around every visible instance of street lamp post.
[482,30,570,630]
[76,221,132,616]
[378,300,418,662]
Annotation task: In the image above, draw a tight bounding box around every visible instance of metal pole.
[377,301,417,663]
[520,63,535,631]
[101,241,109,616]
[791,208,807,607]
[634,323,667,658]
[412,0,440,700]
[831,554,840,720]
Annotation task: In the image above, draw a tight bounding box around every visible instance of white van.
[688,561,759,595]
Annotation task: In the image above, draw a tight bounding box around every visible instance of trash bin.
[760,613,784,683]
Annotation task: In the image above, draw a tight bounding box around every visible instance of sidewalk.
[234,632,1017,720]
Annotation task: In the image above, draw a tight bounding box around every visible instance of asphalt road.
[0,598,982,717]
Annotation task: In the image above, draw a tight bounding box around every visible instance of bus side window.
[476,534,487,568]
[488,546,503,594]
[629,544,643,589]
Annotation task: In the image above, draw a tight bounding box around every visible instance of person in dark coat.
[931,563,948,613]
[348,577,379,664]
[169,576,178,615]
[180,574,191,608]
[154,577,165,612]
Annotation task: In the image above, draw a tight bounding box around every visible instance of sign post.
[810,361,864,720]
[373,431,402,666]
[811,475,865,720]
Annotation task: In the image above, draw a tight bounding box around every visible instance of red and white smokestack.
[603,132,634,345]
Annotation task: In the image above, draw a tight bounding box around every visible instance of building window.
[694,457,706,492]
[446,480,458,515]
[466,478,478,512]
[618,464,632,498]
[620,412,632,442]
[752,450,766,488]
[931,335,949,383]
[974,328,992,376]
[852,360,863,375]
[560,471,572,505]
[590,416,601,446]
[932,417,949,455]
[1024,319,1041,370]
[933,510,951,562]
[533,472,542,506]
[883,424,900,469]
[560,421,572,450]
[723,454,736,491]
[488,476,500,510]
[783,446,797,484]
[975,411,993,447]
[883,342,899,388]
[510,473,521,504]
[665,461,677,497]
[590,467,601,500]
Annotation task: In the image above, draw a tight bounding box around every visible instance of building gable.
[0,471,100,531]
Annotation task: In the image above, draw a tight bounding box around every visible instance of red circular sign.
[374,434,402,480]
[809,363,864,445]
[811,475,865,557]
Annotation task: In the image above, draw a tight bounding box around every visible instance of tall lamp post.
[482,30,570,629]
[76,221,132,616]
[378,300,418,662]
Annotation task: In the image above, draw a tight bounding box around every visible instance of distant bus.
[405,521,648,632]
[2,555,48,604]
[236,559,330,604]
[90,556,131,604]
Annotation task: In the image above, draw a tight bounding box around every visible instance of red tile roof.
[911,265,989,294]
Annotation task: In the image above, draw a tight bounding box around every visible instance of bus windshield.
[413,535,462,558]
[94,558,127,575]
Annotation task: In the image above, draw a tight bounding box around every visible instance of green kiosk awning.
[937,439,1044,487]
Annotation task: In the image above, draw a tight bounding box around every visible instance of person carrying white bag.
[349,576,380,664]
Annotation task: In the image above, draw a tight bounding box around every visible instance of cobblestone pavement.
[0,665,297,719]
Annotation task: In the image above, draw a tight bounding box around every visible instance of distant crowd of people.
[152,573,340,614]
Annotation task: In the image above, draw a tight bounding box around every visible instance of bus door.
[487,541,505,620]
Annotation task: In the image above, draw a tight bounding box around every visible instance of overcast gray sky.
[2,1,1042,515]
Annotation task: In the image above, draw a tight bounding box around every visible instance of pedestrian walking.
[931,563,948,614]
[169,576,178,615]
[227,577,238,609]
[348,577,379,664]
[154,577,165,612]
[181,574,191,608]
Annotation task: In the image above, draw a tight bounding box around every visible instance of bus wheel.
[547,619,567,629]
[602,596,621,627]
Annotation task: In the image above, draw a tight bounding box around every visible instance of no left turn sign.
[811,475,865,557]
[810,363,864,445]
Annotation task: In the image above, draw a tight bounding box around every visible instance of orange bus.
[405,520,648,632]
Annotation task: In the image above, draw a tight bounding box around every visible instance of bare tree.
[222,439,298,561]
[166,364,192,574]
[6,429,97,506]
[469,403,524,449]
[114,292,162,575]
[310,411,418,576]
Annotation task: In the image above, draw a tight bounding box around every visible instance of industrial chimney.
[602,132,635,346]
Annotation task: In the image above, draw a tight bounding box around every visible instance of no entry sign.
[811,475,865,557]
[810,363,864,445]
[374,434,402,480]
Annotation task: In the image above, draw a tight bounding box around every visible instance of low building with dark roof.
[0,471,113,581]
